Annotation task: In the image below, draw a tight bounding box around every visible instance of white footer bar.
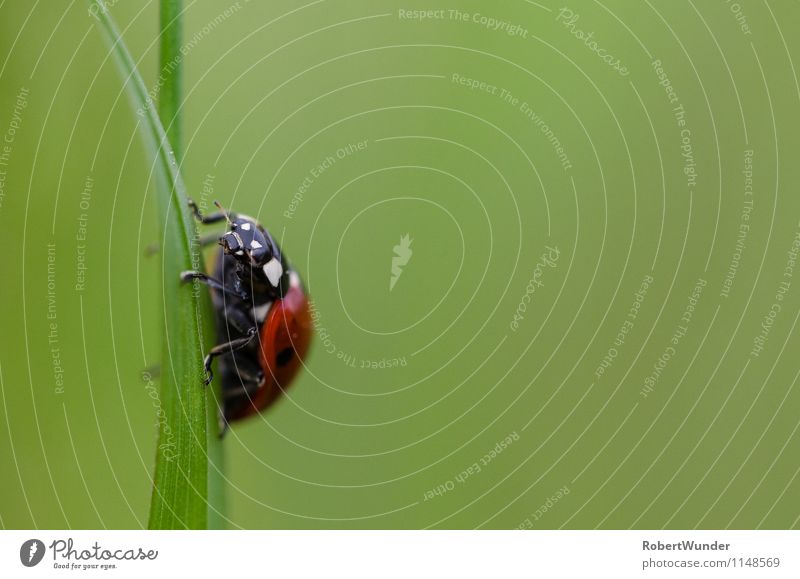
[1,530,798,577]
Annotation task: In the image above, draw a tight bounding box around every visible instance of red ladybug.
[181,199,311,435]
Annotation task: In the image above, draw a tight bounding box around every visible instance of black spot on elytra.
[276,347,294,366]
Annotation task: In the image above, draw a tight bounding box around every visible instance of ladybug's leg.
[202,301,260,386]
[218,359,264,438]
[223,370,264,400]
[222,370,263,399]
[201,327,258,386]
[180,270,247,300]
[216,357,263,438]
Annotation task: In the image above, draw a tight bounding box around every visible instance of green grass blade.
[158,0,183,161]
[89,0,224,529]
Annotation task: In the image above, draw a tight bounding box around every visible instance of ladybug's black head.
[220,217,269,262]
[219,216,285,289]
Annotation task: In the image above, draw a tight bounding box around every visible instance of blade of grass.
[90,0,225,529]
[158,0,183,161]
[156,0,226,528]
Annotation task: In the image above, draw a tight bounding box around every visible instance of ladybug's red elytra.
[181,199,312,435]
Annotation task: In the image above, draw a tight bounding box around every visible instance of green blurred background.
[2,0,800,529]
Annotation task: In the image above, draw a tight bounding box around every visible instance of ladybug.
[181,199,312,435]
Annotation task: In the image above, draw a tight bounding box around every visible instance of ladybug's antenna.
[213,200,234,225]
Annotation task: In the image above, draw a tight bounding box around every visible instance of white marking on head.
[250,239,263,250]
[240,222,252,231]
[263,258,283,287]
[235,250,244,256]
[252,301,272,323]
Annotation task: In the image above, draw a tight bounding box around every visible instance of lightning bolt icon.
[390,234,413,291]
